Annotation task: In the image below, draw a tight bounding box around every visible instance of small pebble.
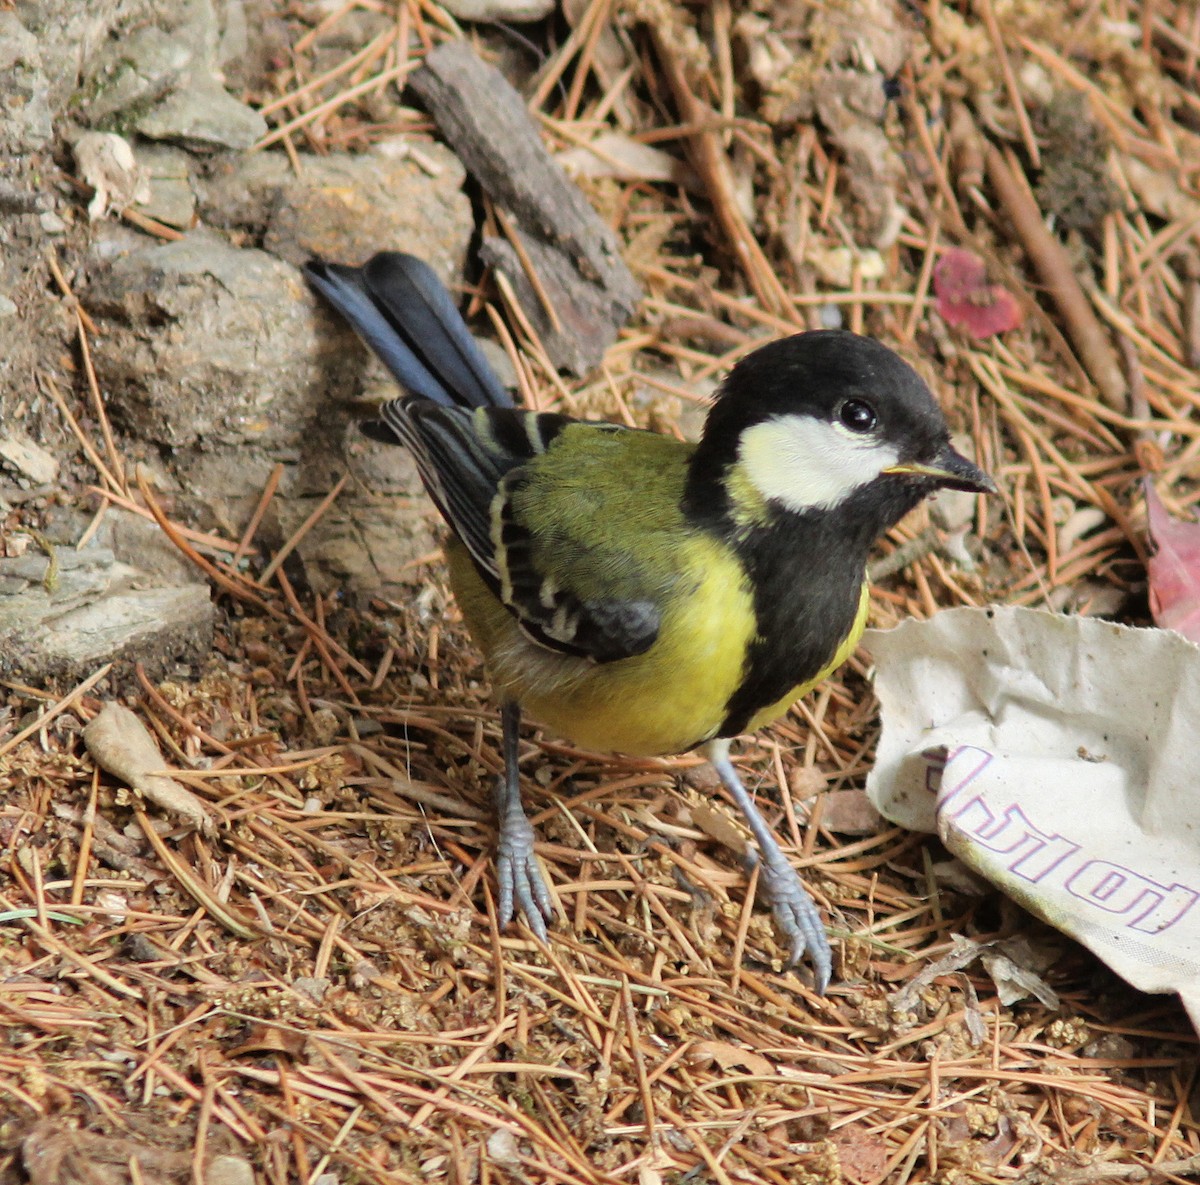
[818,303,844,329]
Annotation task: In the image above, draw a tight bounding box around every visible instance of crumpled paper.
[864,605,1200,1031]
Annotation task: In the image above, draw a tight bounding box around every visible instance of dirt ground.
[3,1,1200,1184]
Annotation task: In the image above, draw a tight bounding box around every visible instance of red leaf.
[1145,479,1200,644]
[933,248,1024,339]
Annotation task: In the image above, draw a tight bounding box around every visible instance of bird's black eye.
[838,399,878,434]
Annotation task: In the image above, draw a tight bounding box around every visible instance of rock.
[214,0,250,77]
[132,143,196,228]
[0,433,60,485]
[440,0,556,20]
[262,141,473,278]
[0,13,54,154]
[0,10,71,456]
[82,24,197,126]
[136,73,267,151]
[194,150,293,232]
[0,508,215,682]
[283,497,441,596]
[198,140,474,281]
[84,229,331,449]
[205,1155,256,1185]
[11,0,154,108]
[81,0,266,151]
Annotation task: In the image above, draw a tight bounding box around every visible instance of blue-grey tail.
[304,252,513,410]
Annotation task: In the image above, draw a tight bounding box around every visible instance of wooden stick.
[985,142,1128,410]
[645,23,798,323]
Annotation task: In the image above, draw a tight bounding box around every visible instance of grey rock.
[199,142,474,283]
[194,151,293,232]
[262,142,472,279]
[180,448,300,506]
[88,219,154,263]
[215,0,249,76]
[0,434,59,484]
[132,143,196,228]
[0,14,54,153]
[12,0,153,110]
[135,73,267,151]
[82,25,197,126]
[85,229,330,449]
[81,0,265,151]
[441,0,556,20]
[37,585,214,671]
[102,507,202,586]
[0,508,214,682]
[280,497,440,597]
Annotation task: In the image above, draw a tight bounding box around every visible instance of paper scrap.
[864,605,1200,1033]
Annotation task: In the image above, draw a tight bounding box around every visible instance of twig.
[985,142,1128,409]
[0,664,112,760]
[258,473,348,587]
[253,59,418,152]
[134,811,258,939]
[645,22,797,321]
[40,372,124,494]
[134,469,288,622]
[230,462,285,570]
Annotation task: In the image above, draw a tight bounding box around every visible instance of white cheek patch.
[738,414,900,513]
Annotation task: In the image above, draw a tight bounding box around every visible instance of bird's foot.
[746,850,833,993]
[495,805,554,942]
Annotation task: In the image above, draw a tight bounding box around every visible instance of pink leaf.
[1145,479,1200,644]
[933,248,1024,339]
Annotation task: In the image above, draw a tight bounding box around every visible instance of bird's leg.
[494,701,554,940]
[703,738,833,993]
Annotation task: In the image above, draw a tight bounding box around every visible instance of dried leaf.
[72,131,151,221]
[688,1040,776,1078]
[933,248,1023,339]
[816,789,882,835]
[1145,480,1200,644]
[691,802,748,853]
[831,1126,890,1184]
[558,132,696,189]
[980,951,1060,1009]
[83,702,215,836]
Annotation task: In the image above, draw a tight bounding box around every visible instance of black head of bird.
[687,330,994,541]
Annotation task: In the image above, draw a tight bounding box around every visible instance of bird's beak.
[883,445,996,494]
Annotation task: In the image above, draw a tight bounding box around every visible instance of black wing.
[306,252,660,662]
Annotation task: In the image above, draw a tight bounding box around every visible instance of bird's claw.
[496,809,554,942]
[747,850,833,993]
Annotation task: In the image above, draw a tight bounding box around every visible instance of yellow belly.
[447,539,870,757]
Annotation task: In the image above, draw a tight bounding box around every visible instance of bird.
[305,251,994,992]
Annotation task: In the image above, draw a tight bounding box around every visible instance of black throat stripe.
[716,511,870,738]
